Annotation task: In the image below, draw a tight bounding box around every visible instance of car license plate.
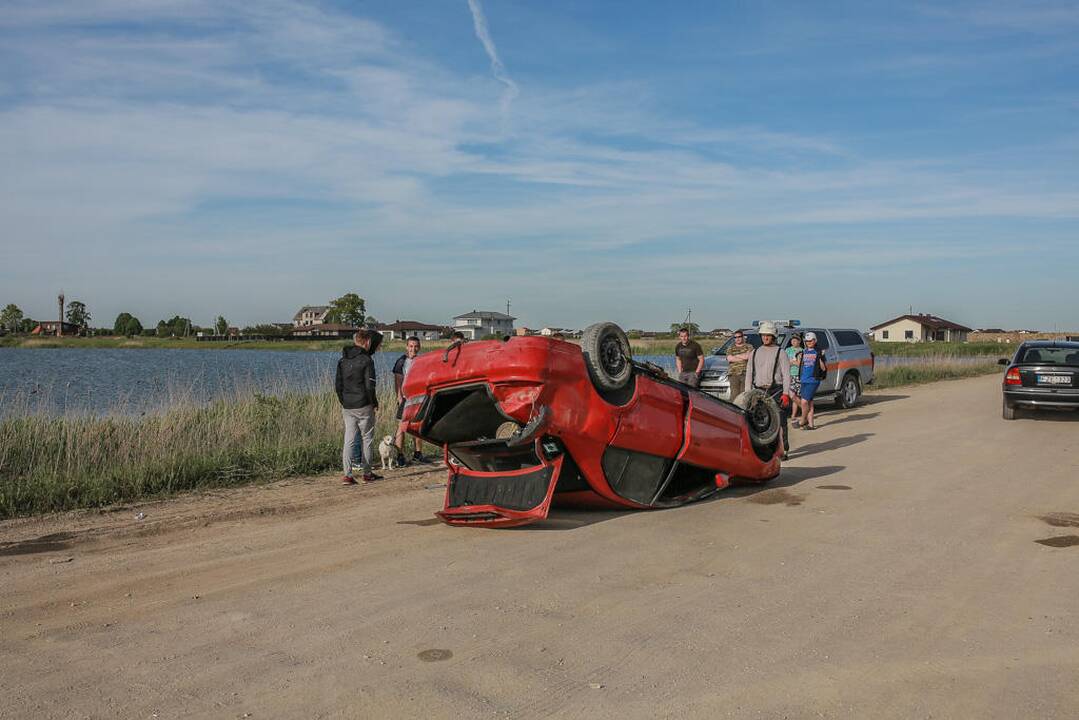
[1037,375,1070,385]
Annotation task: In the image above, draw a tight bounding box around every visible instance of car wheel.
[734,389,781,447]
[581,322,633,393]
[837,373,861,409]
[1002,399,1016,420]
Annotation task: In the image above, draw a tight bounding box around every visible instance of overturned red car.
[401,322,782,527]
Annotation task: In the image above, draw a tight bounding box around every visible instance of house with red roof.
[869,313,972,343]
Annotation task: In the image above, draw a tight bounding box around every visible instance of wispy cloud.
[1,1,1077,330]
[466,0,519,116]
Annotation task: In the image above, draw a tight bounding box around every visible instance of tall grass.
[0,386,409,518]
[868,341,1010,357]
[870,360,1001,390]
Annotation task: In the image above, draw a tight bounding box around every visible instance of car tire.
[734,389,781,447]
[837,373,861,409]
[1002,399,1016,420]
[581,322,633,393]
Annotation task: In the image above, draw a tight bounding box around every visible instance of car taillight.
[1004,368,1022,385]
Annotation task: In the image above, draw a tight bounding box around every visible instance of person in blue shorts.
[798,332,827,429]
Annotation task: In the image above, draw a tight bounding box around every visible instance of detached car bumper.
[439,454,565,528]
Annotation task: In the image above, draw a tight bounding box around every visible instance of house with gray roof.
[453,310,516,340]
[293,305,329,328]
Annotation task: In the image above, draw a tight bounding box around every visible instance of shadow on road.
[858,393,909,407]
[1013,409,1079,423]
[788,432,874,459]
[0,532,75,557]
[508,509,629,531]
[514,464,849,531]
[817,412,879,428]
[726,465,846,499]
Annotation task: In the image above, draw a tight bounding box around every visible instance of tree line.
[1,292,371,338]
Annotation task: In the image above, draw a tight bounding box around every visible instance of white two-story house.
[453,310,515,340]
[292,305,329,328]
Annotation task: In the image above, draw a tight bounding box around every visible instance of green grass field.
[869,360,1002,390]
[0,386,422,518]
[867,340,1011,358]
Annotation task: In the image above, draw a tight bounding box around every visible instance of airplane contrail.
[466,0,519,114]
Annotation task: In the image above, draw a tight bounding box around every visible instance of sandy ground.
[2,374,1078,720]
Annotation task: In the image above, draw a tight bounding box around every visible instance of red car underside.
[402,337,780,527]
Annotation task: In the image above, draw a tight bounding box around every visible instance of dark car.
[1001,341,1079,419]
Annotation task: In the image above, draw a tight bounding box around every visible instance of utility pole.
[58,291,65,337]
[506,299,511,317]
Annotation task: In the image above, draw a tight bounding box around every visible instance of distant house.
[708,328,733,338]
[869,313,972,343]
[539,327,566,337]
[452,310,515,340]
[516,327,536,336]
[293,305,330,328]
[380,320,445,341]
[290,323,357,339]
[32,321,81,336]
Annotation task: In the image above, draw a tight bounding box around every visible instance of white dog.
[378,435,399,471]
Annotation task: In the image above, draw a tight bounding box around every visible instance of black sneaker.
[412,452,429,464]
[362,472,383,483]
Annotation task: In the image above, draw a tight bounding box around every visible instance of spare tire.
[733,389,781,447]
[581,322,633,392]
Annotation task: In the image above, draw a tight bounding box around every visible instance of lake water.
[0,347,985,418]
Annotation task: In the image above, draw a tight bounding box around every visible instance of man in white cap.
[745,321,793,459]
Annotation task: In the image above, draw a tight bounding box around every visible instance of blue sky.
[1,0,1077,331]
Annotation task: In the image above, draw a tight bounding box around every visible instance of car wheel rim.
[600,335,626,376]
[748,404,772,433]
[845,380,856,404]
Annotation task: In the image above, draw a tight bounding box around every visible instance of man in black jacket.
[335,329,383,484]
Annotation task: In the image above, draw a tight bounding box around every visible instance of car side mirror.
[997,358,1009,365]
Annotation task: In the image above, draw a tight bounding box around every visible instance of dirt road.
[3,374,1078,719]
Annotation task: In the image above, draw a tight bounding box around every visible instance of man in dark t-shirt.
[674,327,705,388]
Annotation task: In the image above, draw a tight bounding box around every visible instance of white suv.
[699,325,874,407]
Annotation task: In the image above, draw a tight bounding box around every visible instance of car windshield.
[1019,347,1079,366]
[715,333,789,354]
